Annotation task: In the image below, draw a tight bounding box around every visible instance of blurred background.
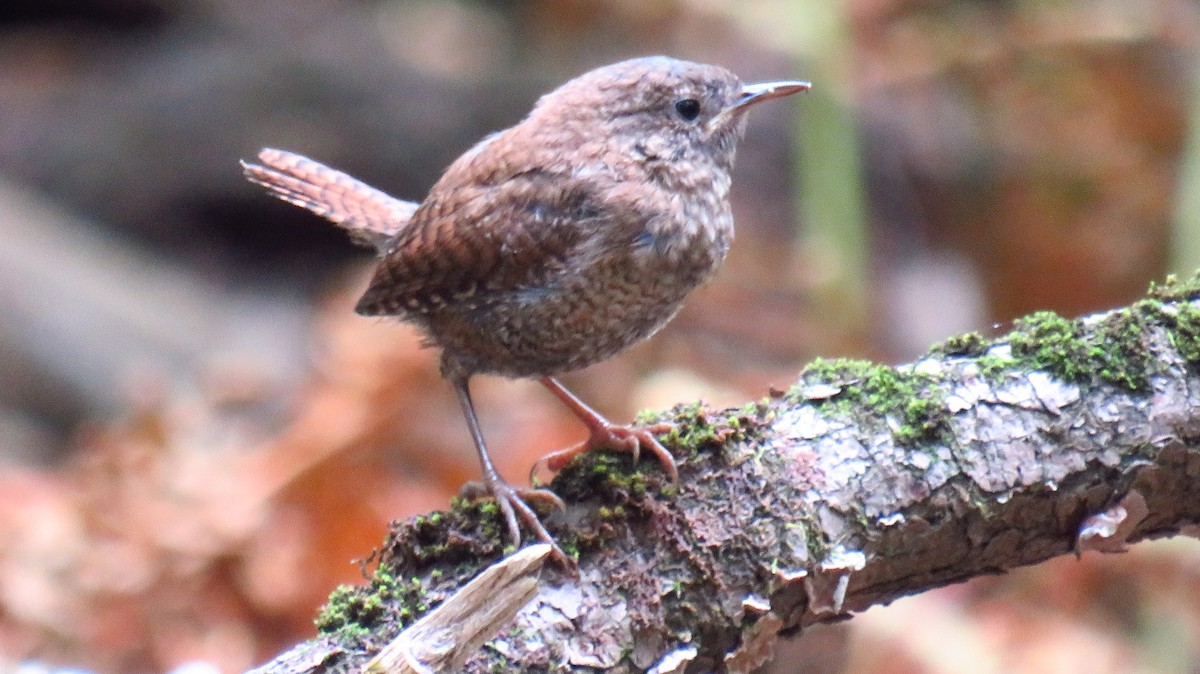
[0,0,1198,672]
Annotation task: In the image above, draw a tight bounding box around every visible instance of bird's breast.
[629,169,734,280]
[429,162,737,379]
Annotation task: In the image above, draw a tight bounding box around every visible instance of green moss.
[794,358,950,446]
[930,331,991,358]
[667,401,718,450]
[796,357,874,387]
[316,586,388,635]
[557,535,581,560]
[976,351,1018,379]
[1140,295,1200,368]
[552,451,638,501]
[617,469,648,499]
[1171,302,1200,364]
[1148,272,1200,302]
[1008,311,1092,381]
[654,398,763,458]
[314,584,367,634]
[739,397,773,419]
[313,563,436,638]
[1093,309,1153,390]
[1006,308,1152,391]
[894,395,952,445]
[595,504,628,521]
[635,408,663,425]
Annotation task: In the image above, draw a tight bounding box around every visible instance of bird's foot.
[461,479,571,565]
[531,421,678,482]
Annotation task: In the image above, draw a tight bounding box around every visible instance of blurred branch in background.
[744,0,872,335]
[707,0,873,349]
[0,178,309,460]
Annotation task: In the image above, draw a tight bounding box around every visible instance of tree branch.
[250,278,1200,674]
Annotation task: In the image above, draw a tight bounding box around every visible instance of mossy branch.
[251,275,1200,674]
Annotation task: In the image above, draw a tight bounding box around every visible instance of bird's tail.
[240,148,418,253]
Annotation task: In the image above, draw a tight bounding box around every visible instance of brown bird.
[242,56,809,561]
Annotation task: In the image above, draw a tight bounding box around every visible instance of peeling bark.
[249,291,1200,674]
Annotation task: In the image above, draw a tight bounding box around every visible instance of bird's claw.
[462,480,571,566]
[531,421,679,483]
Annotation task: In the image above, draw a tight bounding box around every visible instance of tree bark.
[249,282,1200,674]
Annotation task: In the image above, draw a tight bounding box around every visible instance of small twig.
[365,545,552,674]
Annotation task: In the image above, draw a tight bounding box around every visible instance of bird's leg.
[532,376,678,482]
[452,377,568,561]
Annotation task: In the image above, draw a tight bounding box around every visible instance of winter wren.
[242,56,809,562]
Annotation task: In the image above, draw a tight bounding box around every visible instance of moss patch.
[792,358,951,446]
[930,331,991,358]
[1006,311,1092,382]
[1093,309,1154,390]
[1137,296,1200,369]
[314,584,375,638]
[314,567,432,638]
[662,401,764,454]
[1147,272,1200,303]
[1006,309,1153,391]
[551,451,654,503]
[1169,302,1200,365]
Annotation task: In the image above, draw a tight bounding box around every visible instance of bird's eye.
[674,98,701,121]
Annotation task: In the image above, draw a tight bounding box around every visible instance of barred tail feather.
[241,148,418,253]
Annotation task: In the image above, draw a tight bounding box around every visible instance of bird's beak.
[735,80,812,110]
[710,80,811,129]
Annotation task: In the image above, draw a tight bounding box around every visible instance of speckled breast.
[431,212,733,379]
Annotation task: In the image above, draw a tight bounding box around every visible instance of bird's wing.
[241,148,418,253]
[353,168,622,316]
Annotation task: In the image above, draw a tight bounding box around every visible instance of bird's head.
[529,56,810,170]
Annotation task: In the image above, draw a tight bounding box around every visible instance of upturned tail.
[240,148,418,253]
